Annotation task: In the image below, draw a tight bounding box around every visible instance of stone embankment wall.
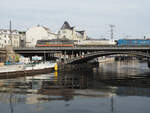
[0,48,6,65]
[5,45,19,63]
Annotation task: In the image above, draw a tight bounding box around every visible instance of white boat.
[0,62,56,73]
[0,64,24,73]
[24,62,56,70]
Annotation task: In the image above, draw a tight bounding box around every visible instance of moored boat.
[0,62,56,78]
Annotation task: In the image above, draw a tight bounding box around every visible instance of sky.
[0,0,150,39]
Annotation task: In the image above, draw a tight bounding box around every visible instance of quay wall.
[0,67,54,79]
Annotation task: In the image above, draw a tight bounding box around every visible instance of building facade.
[26,25,58,47]
[0,29,21,48]
[58,21,87,41]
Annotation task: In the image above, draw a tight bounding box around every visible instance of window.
[62,30,66,33]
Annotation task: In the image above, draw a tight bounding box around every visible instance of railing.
[14,46,150,51]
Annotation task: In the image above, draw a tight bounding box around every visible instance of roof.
[42,26,51,33]
[61,21,74,30]
[0,29,19,34]
[119,39,150,40]
[76,31,85,35]
[0,29,18,32]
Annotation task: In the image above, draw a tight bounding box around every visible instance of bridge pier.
[0,52,6,65]
[71,51,74,59]
[147,59,150,68]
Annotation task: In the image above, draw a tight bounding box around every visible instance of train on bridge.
[35,39,150,47]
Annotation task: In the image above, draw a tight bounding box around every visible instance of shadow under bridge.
[66,51,150,64]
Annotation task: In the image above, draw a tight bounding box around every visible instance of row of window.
[0,39,19,47]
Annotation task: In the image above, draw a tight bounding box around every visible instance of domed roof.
[61,21,74,30]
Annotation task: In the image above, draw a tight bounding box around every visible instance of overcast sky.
[0,0,150,39]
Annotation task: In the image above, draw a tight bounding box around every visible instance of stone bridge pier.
[0,48,6,64]
[147,59,150,68]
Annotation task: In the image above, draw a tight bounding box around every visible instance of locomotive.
[36,39,116,47]
[36,39,74,47]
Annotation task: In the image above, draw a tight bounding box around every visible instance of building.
[58,21,87,41]
[0,29,21,48]
[26,25,58,47]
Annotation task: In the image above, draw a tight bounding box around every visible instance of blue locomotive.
[117,39,150,46]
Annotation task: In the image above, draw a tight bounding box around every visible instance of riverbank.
[0,62,56,79]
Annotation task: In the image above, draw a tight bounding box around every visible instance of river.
[0,60,150,113]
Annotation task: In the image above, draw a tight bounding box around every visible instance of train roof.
[118,39,150,40]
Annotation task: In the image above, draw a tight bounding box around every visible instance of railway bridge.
[14,46,150,54]
[14,46,150,66]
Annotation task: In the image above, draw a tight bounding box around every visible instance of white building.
[58,21,87,41]
[26,25,58,47]
[0,29,21,48]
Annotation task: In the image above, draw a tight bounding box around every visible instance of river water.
[0,60,150,113]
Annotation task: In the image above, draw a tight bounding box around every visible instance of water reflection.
[0,60,150,113]
[94,60,150,79]
[0,73,89,104]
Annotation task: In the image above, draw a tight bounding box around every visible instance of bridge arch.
[67,51,150,64]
